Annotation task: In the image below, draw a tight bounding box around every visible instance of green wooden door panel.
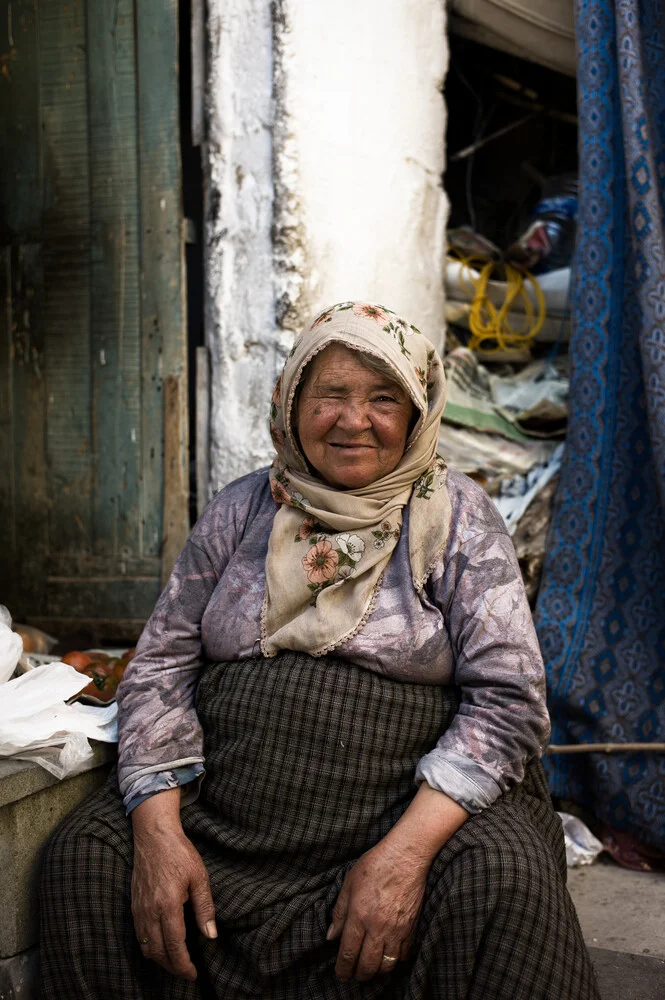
[0,0,188,638]
[0,0,41,242]
[87,0,141,561]
[0,249,11,542]
[136,0,188,561]
[8,245,49,615]
[41,0,93,558]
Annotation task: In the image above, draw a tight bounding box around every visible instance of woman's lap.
[41,656,596,998]
[39,763,598,1000]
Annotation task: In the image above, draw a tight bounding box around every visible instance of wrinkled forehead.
[291,338,424,417]
[297,341,408,392]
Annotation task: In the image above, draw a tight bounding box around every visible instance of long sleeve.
[115,467,274,813]
[116,536,220,805]
[416,525,551,813]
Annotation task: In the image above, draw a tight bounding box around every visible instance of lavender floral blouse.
[117,466,550,815]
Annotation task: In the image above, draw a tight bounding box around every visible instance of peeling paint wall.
[204,0,280,491]
[205,0,449,489]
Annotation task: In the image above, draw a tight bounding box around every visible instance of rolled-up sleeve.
[416,529,551,813]
[123,763,206,814]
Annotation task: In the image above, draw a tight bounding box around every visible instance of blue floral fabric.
[536,0,665,850]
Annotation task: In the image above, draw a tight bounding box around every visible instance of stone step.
[589,948,665,1000]
[568,859,665,999]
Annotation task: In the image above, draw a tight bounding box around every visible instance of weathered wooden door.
[0,0,189,639]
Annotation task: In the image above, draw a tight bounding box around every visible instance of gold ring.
[139,937,149,945]
[382,954,398,963]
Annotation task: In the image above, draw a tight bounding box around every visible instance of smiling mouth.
[328,443,374,450]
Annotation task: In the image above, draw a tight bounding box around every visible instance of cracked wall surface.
[204,0,280,492]
[205,0,449,490]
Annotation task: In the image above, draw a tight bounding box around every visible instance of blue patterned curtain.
[535,0,665,850]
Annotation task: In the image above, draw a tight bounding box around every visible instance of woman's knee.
[479,836,555,904]
[41,804,132,919]
[42,828,101,916]
[440,816,562,912]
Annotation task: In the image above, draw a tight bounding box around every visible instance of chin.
[330,468,378,490]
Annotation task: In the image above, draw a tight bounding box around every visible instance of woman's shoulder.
[444,465,509,546]
[210,466,272,507]
[190,466,274,546]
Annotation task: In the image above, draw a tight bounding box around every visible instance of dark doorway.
[179,0,205,525]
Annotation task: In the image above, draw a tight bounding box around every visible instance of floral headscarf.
[261,301,451,657]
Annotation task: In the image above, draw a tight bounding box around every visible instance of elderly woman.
[40,302,599,999]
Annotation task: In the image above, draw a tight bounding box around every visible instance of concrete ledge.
[0,743,117,958]
[0,947,39,1000]
[0,742,116,809]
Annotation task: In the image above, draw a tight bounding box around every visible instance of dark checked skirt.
[40,653,599,999]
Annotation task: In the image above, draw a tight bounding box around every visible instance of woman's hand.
[328,782,469,982]
[131,788,217,981]
[327,838,428,981]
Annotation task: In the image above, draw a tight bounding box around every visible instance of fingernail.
[206,921,218,939]
[326,924,335,941]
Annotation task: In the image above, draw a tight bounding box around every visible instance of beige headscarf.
[261,301,451,657]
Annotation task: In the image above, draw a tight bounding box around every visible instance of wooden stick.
[191,0,206,146]
[161,376,189,588]
[547,743,665,755]
[449,112,539,162]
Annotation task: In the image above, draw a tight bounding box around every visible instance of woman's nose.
[336,400,372,433]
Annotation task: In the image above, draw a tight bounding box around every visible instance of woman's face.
[294,344,414,489]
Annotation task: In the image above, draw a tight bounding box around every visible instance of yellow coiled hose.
[451,254,546,354]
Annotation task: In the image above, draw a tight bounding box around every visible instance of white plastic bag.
[10,732,95,779]
[0,605,23,684]
[0,662,118,779]
[558,812,605,867]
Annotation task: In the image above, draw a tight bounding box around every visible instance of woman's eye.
[374,395,397,403]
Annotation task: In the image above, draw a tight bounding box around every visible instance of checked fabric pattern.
[535,0,665,850]
[40,654,598,999]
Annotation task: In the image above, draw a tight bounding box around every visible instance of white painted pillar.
[205,0,449,490]
[273,0,449,344]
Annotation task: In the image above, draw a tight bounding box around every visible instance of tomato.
[62,651,94,671]
[77,657,127,701]
[121,647,136,663]
[84,659,113,677]
[110,661,127,684]
[79,667,119,701]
